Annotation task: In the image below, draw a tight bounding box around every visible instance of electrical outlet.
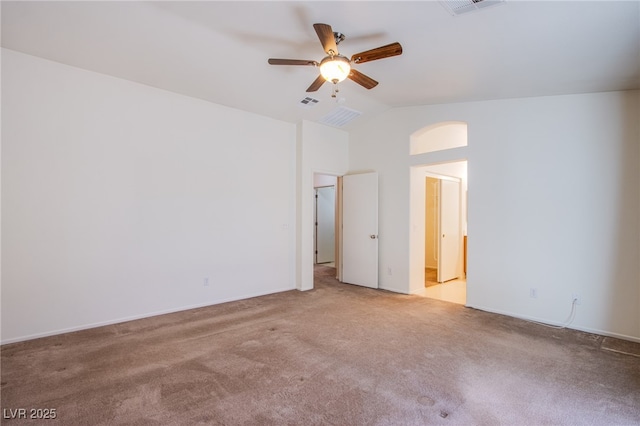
[388,267,392,276]
[204,277,210,287]
[529,288,538,299]
[571,293,581,305]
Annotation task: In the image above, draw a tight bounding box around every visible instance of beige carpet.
[2,267,640,425]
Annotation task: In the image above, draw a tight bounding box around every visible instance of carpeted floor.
[2,267,639,425]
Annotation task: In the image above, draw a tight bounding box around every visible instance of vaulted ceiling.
[2,1,639,129]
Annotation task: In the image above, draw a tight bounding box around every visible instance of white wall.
[3,48,638,344]
[314,174,337,188]
[410,121,467,155]
[296,121,348,291]
[350,90,640,341]
[1,49,297,343]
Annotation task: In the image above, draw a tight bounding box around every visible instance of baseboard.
[1,286,295,345]
[466,303,640,344]
[379,285,409,294]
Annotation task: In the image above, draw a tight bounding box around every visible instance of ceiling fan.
[268,23,403,96]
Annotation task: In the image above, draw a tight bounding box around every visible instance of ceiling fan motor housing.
[319,55,352,84]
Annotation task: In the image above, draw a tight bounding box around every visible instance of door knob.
[370,234,378,239]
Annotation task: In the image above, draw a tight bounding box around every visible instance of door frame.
[314,185,336,264]
[409,160,468,295]
[311,173,378,288]
[309,173,343,288]
[426,174,462,283]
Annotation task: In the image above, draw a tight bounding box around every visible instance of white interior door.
[438,179,461,282]
[342,172,379,288]
[315,186,335,264]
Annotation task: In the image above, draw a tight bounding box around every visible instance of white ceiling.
[2,1,639,129]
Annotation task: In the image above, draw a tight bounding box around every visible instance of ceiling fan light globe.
[319,56,351,83]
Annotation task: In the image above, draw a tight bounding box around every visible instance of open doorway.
[313,172,380,289]
[422,164,467,305]
[313,173,339,282]
[409,121,468,304]
[315,185,335,265]
[425,174,461,283]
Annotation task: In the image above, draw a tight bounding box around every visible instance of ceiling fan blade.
[350,42,403,64]
[268,58,318,66]
[313,23,338,55]
[306,75,326,92]
[348,69,379,90]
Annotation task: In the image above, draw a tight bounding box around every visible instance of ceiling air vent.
[298,96,320,109]
[319,106,362,127]
[439,0,505,16]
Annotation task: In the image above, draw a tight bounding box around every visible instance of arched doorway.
[409,122,468,304]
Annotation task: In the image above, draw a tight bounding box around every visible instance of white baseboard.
[1,286,295,345]
[466,303,640,344]
[379,285,409,294]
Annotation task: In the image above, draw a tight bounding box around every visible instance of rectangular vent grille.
[319,106,362,127]
[298,97,320,109]
[439,0,505,16]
